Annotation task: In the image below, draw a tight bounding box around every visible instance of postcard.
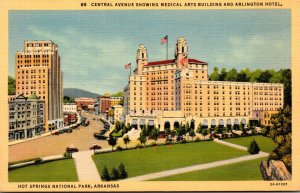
[0,0,299,191]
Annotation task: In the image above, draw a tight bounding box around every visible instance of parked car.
[90,144,102,150]
[66,146,79,153]
[94,133,107,140]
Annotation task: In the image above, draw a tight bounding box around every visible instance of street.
[9,112,110,162]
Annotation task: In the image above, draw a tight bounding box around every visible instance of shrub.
[165,137,172,144]
[34,158,42,164]
[248,139,260,154]
[151,142,157,147]
[101,165,110,181]
[135,144,143,149]
[180,138,187,144]
[110,167,120,180]
[64,152,72,159]
[116,146,123,151]
[118,163,128,179]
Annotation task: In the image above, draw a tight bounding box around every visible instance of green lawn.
[92,141,248,178]
[154,157,265,181]
[223,135,277,153]
[9,159,78,182]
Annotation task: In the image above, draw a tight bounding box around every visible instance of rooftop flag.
[161,35,168,44]
[124,63,131,69]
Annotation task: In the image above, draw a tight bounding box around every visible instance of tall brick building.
[15,40,63,131]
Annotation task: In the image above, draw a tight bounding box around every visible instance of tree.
[250,69,262,82]
[110,167,120,180]
[237,72,250,82]
[138,132,147,146]
[215,126,221,134]
[63,96,75,103]
[150,127,160,144]
[123,135,130,149]
[189,130,196,141]
[225,68,238,81]
[108,136,117,151]
[209,67,220,81]
[248,139,260,154]
[201,129,209,140]
[256,69,274,83]
[101,165,110,181]
[118,163,128,179]
[267,106,292,172]
[196,122,202,134]
[185,121,191,133]
[219,68,227,81]
[8,76,16,95]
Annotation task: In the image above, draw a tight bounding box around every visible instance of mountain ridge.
[64,88,100,99]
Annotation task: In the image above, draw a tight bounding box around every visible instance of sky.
[9,10,291,94]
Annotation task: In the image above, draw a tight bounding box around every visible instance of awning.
[226,119,231,125]
[131,119,137,125]
[241,119,246,124]
[211,119,216,126]
[219,119,224,125]
[234,119,239,125]
[202,120,208,126]
[139,119,145,125]
[148,120,154,126]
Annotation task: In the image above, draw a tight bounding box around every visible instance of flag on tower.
[180,57,186,65]
[124,63,131,69]
[161,35,168,44]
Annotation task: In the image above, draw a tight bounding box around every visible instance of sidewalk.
[72,151,101,182]
[213,138,248,151]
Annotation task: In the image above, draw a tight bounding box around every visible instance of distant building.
[15,40,63,132]
[8,93,45,141]
[112,105,124,123]
[64,112,77,126]
[110,97,123,107]
[8,95,15,102]
[63,103,77,113]
[75,97,96,111]
[100,95,110,113]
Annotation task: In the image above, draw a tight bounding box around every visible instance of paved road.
[72,151,101,182]
[9,112,110,162]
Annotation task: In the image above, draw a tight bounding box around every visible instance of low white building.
[63,103,77,113]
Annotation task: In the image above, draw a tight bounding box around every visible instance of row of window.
[17,64,48,68]
[254,86,281,91]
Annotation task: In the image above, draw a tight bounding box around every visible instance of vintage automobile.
[66,145,79,153]
[90,144,102,150]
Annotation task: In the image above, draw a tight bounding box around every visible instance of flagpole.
[130,64,132,75]
[166,35,168,60]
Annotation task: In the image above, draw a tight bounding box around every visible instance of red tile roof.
[146,59,175,66]
[188,58,206,64]
[145,58,206,67]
